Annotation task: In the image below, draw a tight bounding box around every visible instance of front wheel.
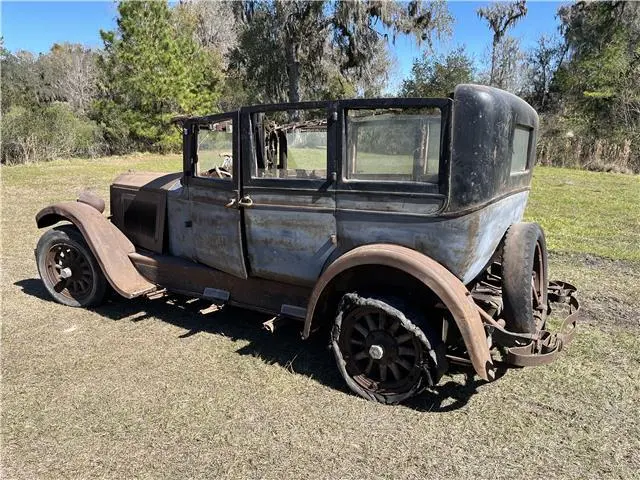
[36,225,107,307]
[331,293,446,405]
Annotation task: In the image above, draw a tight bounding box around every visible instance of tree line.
[1,0,638,173]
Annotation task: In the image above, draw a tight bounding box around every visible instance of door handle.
[224,198,237,208]
[238,196,253,208]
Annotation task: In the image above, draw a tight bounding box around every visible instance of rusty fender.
[36,201,156,299]
[303,244,495,381]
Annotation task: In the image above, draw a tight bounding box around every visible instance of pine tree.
[95,1,223,152]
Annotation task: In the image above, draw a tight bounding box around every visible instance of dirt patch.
[548,251,640,331]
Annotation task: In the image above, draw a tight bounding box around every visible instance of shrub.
[1,103,104,164]
[537,133,639,174]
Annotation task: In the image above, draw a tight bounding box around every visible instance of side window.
[195,119,233,180]
[251,109,327,179]
[346,107,441,183]
[511,125,531,173]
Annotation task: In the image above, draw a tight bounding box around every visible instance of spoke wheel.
[332,294,446,405]
[501,222,549,334]
[531,239,547,329]
[341,306,423,393]
[36,226,107,307]
[43,243,94,302]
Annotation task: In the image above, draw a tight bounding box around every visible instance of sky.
[1,0,566,91]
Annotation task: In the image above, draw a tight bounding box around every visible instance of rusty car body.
[35,84,578,404]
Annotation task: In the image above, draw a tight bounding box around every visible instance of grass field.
[2,155,639,479]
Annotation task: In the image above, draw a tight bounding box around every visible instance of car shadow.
[16,277,492,412]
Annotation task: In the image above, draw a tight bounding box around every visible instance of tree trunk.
[490,36,498,86]
[285,40,301,121]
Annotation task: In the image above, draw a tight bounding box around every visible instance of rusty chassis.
[470,280,579,369]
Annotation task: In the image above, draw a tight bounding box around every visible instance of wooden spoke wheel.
[36,226,107,307]
[332,294,445,405]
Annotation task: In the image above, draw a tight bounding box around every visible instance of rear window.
[346,107,441,183]
[511,126,531,173]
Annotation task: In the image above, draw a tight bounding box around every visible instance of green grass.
[2,155,639,479]
[2,153,182,189]
[197,149,232,173]
[287,147,416,174]
[526,167,640,262]
[287,147,326,170]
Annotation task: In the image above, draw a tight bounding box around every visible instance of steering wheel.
[206,166,232,179]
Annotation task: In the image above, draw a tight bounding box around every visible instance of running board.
[129,251,311,317]
[280,304,306,320]
[203,287,230,302]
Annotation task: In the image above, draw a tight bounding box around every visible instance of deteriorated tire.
[331,293,446,405]
[36,225,107,307]
[501,222,548,334]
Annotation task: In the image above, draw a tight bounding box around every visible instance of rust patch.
[303,243,494,381]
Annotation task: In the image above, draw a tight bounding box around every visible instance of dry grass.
[2,155,639,479]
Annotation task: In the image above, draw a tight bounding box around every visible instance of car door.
[334,98,451,255]
[186,112,248,279]
[239,102,338,286]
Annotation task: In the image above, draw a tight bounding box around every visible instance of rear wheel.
[331,293,445,404]
[36,225,107,307]
[501,222,548,333]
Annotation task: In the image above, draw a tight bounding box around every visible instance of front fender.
[36,201,156,299]
[303,244,494,381]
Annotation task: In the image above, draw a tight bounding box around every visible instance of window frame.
[509,123,534,176]
[183,112,240,190]
[337,97,452,196]
[240,101,337,190]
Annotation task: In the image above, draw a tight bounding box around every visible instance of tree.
[400,47,474,97]
[95,1,223,152]
[347,44,396,98]
[40,43,98,115]
[524,35,562,111]
[312,38,394,99]
[1,41,104,163]
[229,0,326,107]
[174,0,238,67]
[554,1,640,140]
[0,49,59,111]
[488,35,526,93]
[229,0,452,109]
[477,0,527,86]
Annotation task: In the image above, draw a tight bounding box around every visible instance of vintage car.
[34,84,579,404]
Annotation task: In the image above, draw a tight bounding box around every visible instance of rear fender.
[303,244,494,381]
[36,201,156,299]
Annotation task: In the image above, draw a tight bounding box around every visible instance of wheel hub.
[365,329,399,364]
[341,307,423,390]
[44,243,94,300]
[368,344,384,360]
[59,267,73,279]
